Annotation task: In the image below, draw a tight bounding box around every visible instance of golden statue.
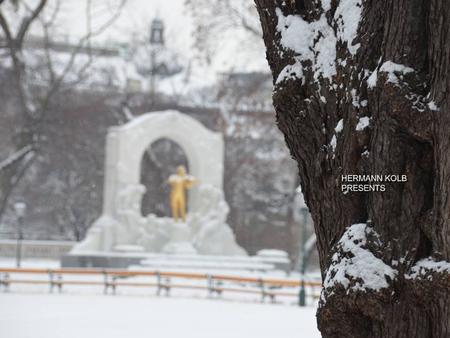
[168,165,197,222]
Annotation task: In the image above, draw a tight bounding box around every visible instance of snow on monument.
[65,110,245,266]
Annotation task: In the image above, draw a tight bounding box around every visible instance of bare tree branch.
[0,10,12,42]
[16,0,48,46]
[39,0,126,114]
[0,0,126,220]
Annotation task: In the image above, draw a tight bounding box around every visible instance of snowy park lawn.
[0,293,320,338]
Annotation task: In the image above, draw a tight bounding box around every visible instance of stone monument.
[64,110,245,267]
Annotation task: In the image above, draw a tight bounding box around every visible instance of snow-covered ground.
[0,258,322,336]
[0,293,320,338]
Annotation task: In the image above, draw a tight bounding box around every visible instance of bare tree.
[255,0,449,337]
[0,0,125,219]
[189,14,304,255]
[185,0,261,63]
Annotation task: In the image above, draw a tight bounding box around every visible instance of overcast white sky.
[50,0,190,50]
[42,0,267,73]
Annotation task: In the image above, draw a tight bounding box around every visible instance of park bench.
[0,267,322,303]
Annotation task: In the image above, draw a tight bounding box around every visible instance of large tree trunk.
[255,0,450,337]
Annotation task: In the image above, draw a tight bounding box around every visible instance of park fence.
[0,267,322,305]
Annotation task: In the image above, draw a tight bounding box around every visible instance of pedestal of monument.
[162,222,197,255]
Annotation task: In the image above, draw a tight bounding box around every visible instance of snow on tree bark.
[255,0,449,337]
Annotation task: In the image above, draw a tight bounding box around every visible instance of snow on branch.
[355,116,370,131]
[367,61,415,89]
[324,223,397,292]
[406,258,450,280]
[274,0,363,85]
[275,8,336,84]
[334,0,362,56]
[0,145,33,171]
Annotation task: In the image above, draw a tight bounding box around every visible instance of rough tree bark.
[255,0,449,337]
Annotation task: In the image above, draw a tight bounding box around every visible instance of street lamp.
[298,206,308,306]
[14,201,26,268]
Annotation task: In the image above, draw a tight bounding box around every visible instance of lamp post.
[14,201,26,268]
[298,206,308,306]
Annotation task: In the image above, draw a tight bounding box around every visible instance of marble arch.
[71,110,245,256]
[102,110,224,216]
